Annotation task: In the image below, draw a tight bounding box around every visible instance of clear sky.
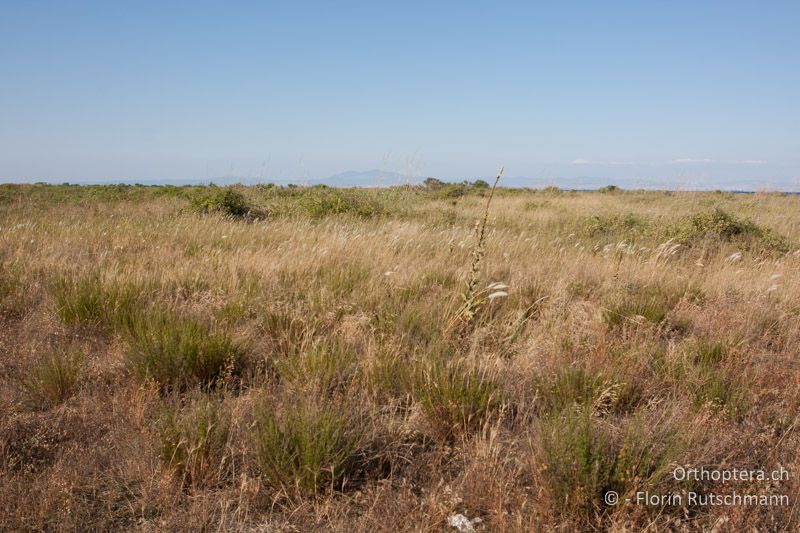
[1,1,799,188]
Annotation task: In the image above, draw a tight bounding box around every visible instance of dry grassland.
[1,183,799,531]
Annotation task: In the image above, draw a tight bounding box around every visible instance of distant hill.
[5,171,799,192]
[317,169,418,187]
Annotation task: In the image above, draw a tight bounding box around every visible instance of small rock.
[448,513,477,533]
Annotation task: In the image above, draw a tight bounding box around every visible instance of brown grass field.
[1,182,799,531]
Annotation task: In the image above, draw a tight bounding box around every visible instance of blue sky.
[1,1,799,188]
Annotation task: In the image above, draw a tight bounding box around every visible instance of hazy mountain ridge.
[5,170,799,192]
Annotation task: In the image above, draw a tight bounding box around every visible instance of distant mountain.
[8,172,797,192]
[318,169,419,187]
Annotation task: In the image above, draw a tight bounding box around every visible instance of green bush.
[158,397,232,487]
[667,208,788,252]
[580,213,647,240]
[123,310,246,390]
[299,188,384,218]
[252,400,364,495]
[189,187,253,218]
[20,350,83,409]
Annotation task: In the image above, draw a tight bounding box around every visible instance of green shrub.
[252,400,364,495]
[123,310,246,390]
[580,213,647,240]
[298,188,384,218]
[667,208,788,252]
[158,397,232,487]
[413,357,501,441]
[189,187,254,218]
[21,350,83,409]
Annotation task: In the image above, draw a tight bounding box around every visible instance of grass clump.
[189,186,255,218]
[603,285,685,329]
[688,339,747,412]
[317,261,370,296]
[0,263,27,318]
[123,310,246,390]
[364,350,415,402]
[413,356,501,441]
[20,350,83,410]
[691,369,746,411]
[535,365,639,417]
[536,411,685,520]
[604,298,669,327]
[277,341,357,395]
[52,274,106,325]
[52,273,147,330]
[252,400,364,495]
[158,396,232,487]
[694,338,730,366]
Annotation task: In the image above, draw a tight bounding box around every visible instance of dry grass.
[1,183,800,531]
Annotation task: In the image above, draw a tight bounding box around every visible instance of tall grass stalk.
[447,166,504,332]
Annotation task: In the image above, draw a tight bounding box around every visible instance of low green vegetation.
[535,365,639,417]
[52,274,148,330]
[667,207,789,252]
[20,350,83,410]
[412,355,501,441]
[580,213,648,240]
[123,310,246,390]
[603,285,685,328]
[252,399,364,495]
[277,341,357,395]
[158,396,232,487]
[189,186,255,218]
[536,411,687,520]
